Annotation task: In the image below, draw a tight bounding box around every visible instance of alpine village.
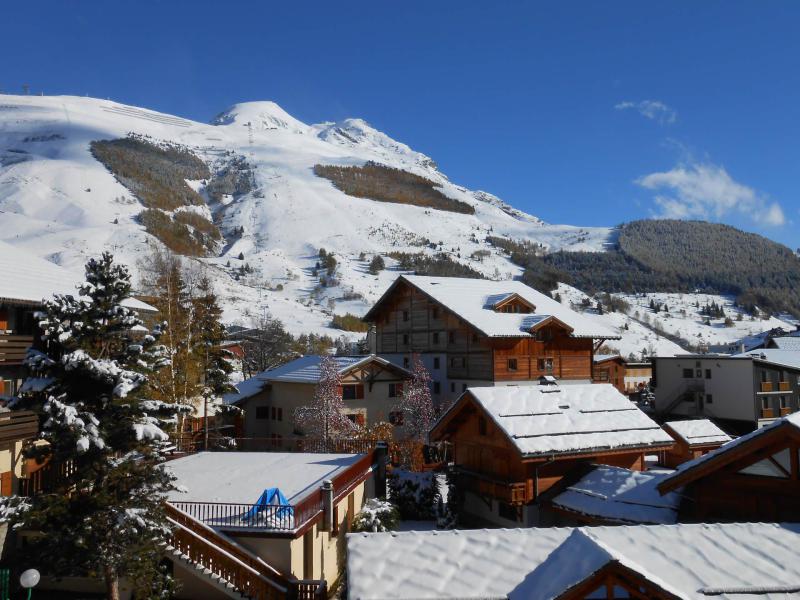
[4,7,800,598]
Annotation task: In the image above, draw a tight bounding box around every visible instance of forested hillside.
[495,220,800,317]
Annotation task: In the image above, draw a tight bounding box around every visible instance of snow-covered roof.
[664,419,731,447]
[0,240,155,312]
[224,354,410,404]
[550,465,682,525]
[659,411,800,492]
[165,452,365,504]
[771,337,800,351]
[593,354,622,364]
[366,275,619,339]
[437,384,673,458]
[735,348,800,370]
[347,522,800,600]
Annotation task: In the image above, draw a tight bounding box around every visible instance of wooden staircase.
[165,504,325,600]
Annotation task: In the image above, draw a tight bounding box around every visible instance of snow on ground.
[555,284,795,359]
[0,94,610,339]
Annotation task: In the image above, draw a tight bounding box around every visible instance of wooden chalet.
[225,355,412,445]
[658,412,800,522]
[660,419,731,468]
[347,522,800,600]
[429,382,674,526]
[591,355,626,394]
[363,275,619,406]
[0,409,38,496]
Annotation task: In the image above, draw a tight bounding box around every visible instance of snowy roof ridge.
[444,384,673,457]
[366,275,618,340]
[659,412,800,489]
[347,523,800,600]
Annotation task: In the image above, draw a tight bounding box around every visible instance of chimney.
[321,479,334,532]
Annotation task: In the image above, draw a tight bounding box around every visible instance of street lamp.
[19,569,39,599]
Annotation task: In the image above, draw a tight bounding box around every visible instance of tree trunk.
[104,564,120,600]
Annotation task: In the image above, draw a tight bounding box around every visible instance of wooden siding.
[370,281,593,382]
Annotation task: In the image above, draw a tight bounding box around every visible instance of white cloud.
[637,162,786,227]
[615,100,677,124]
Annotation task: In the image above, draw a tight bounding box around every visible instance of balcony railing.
[168,451,375,532]
[0,410,38,444]
[456,469,531,505]
[781,407,793,417]
[780,381,791,392]
[761,382,774,393]
[0,334,33,365]
[761,407,776,419]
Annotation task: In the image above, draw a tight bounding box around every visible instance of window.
[761,371,768,383]
[705,369,712,379]
[706,394,713,404]
[498,502,520,522]
[433,382,441,394]
[403,357,410,369]
[432,332,440,344]
[433,357,440,369]
[535,328,552,342]
[402,334,409,346]
[781,396,789,409]
[478,416,487,436]
[389,411,404,426]
[682,368,694,379]
[450,357,457,368]
[342,385,364,400]
[448,332,455,344]
[538,358,554,373]
[780,371,786,382]
[762,396,770,410]
[256,406,269,419]
[696,369,702,378]
[432,307,439,319]
[346,413,365,426]
[507,358,518,372]
[403,310,409,322]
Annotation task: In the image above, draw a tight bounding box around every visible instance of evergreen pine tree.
[1,253,187,599]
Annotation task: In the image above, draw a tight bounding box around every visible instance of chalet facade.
[347,522,800,600]
[225,355,412,444]
[658,412,800,522]
[364,276,619,407]
[429,382,673,527]
[0,241,156,400]
[0,408,38,496]
[591,355,625,393]
[660,418,731,468]
[652,350,800,432]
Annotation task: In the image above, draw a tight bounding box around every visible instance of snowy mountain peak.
[211,101,308,133]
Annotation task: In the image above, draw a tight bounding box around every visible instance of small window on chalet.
[432,332,440,344]
[535,328,552,343]
[342,385,364,401]
[255,406,269,419]
[448,332,455,344]
[388,383,403,398]
[696,369,703,378]
[780,371,787,382]
[507,358,518,372]
[403,357,410,369]
[761,396,770,410]
[432,307,439,319]
[761,371,768,383]
[403,310,409,322]
[780,395,789,409]
[706,394,713,404]
[433,382,441,394]
[682,368,694,379]
[705,369,712,379]
[402,334,409,346]
[537,358,554,373]
[478,416,488,436]
[346,413,366,426]
[433,357,440,369]
[389,411,404,426]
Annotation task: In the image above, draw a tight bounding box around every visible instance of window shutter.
[355,384,364,399]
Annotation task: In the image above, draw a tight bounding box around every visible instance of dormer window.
[492,293,536,314]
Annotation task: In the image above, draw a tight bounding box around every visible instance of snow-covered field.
[0,94,789,355]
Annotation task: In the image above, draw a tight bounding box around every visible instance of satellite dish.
[20,568,40,589]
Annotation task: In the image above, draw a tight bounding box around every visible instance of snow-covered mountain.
[0,94,792,354]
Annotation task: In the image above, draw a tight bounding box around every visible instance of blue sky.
[5,1,799,248]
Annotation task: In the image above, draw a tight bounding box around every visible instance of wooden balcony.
[0,334,33,366]
[780,381,791,392]
[456,469,531,505]
[0,410,37,444]
[760,382,774,393]
[781,407,793,416]
[761,407,776,419]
